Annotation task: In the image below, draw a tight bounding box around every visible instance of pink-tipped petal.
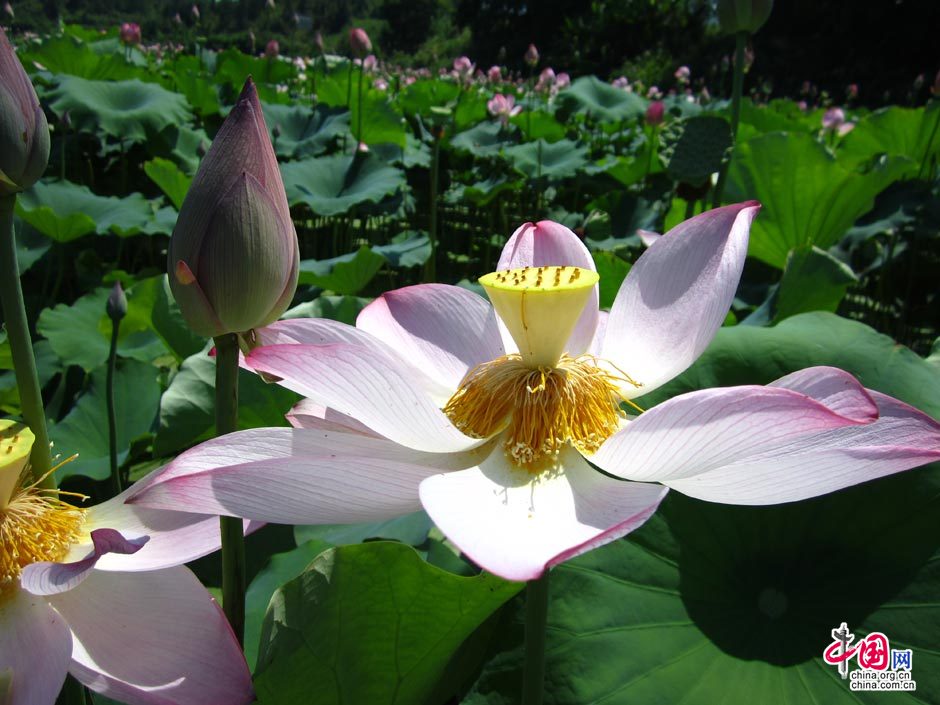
[286,398,380,436]
[21,529,147,596]
[419,443,668,582]
[50,567,253,705]
[666,390,940,504]
[497,221,599,356]
[636,229,661,248]
[356,284,505,391]
[769,366,878,423]
[0,589,72,705]
[591,384,869,483]
[246,343,486,452]
[129,427,493,524]
[603,202,760,398]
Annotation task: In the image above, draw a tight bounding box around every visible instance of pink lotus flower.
[453,55,474,78]
[487,93,522,124]
[535,67,555,91]
[362,53,377,72]
[130,203,940,582]
[647,85,662,99]
[822,107,855,135]
[674,65,691,82]
[374,77,388,91]
[487,65,502,82]
[0,422,252,705]
[611,76,631,91]
[118,22,141,46]
[555,72,570,90]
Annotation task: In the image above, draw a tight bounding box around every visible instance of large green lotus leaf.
[350,92,407,148]
[311,67,354,108]
[294,511,432,550]
[450,122,516,156]
[47,76,194,143]
[555,75,646,123]
[839,103,940,174]
[172,69,221,117]
[0,341,60,416]
[774,246,857,322]
[15,180,159,242]
[37,283,168,371]
[298,246,386,294]
[738,98,815,134]
[399,79,461,118]
[280,154,406,216]
[262,102,349,159]
[504,139,589,180]
[726,132,911,268]
[467,312,940,704]
[374,232,431,268]
[659,115,732,186]
[150,275,205,362]
[11,218,52,273]
[49,359,161,482]
[214,48,296,92]
[153,351,299,456]
[254,542,522,705]
[143,158,192,210]
[510,109,567,143]
[21,35,142,81]
[454,92,489,132]
[155,125,211,175]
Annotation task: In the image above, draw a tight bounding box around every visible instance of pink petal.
[21,529,147,596]
[602,202,760,398]
[0,588,72,705]
[129,427,493,524]
[591,384,868,483]
[497,221,599,356]
[636,229,661,248]
[665,390,940,504]
[588,310,608,356]
[50,567,252,705]
[246,343,486,452]
[769,366,878,423]
[419,443,668,582]
[286,398,379,436]
[356,284,505,391]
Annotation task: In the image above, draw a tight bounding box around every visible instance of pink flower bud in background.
[2,2,13,19]
[313,30,324,53]
[173,12,182,24]
[524,43,539,67]
[453,56,474,76]
[265,0,275,8]
[555,72,570,90]
[168,78,299,338]
[374,78,388,91]
[932,70,940,96]
[913,73,925,91]
[349,27,372,57]
[535,67,555,91]
[119,22,141,46]
[488,65,502,82]
[821,107,845,130]
[0,27,50,197]
[796,100,807,111]
[837,122,855,136]
[191,4,200,20]
[264,39,279,58]
[487,93,522,124]
[646,85,662,100]
[611,76,631,90]
[645,100,665,126]
[674,65,691,83]
[363,54,377,72]
[846,83,859,100]
[357,141,369,153]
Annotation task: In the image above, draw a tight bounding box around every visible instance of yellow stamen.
[444,353,639,472]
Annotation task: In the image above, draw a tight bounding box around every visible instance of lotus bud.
[932,70,940,97]
[173,12,182,24]
[488,65,501,82]
[168,78,299,338]
[313,30,324,53]
[524,43,539,67]
[3,2,13,19]
[119,22,142,46]
[645,100,665,126]
[106,281,127,322]
[0,28,50,198]
[264,39,279,58]
[349,27,372,57]
[191,4,200,21]
[717,0,773,34]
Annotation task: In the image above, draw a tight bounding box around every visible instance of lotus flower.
[674,65,691,83]
[487,65,502,82]
[0,27,49,198]
[453,55,474,78]
[487,93,522,124]
[130,203,940,582]
[822,107,854,135]
[168,77,298,338]
[535,67,555,92]
[0,420,253,705]
[524,43,539,67]
[555,72,570,90]
[349,27,372,57]
[118,22,141,46]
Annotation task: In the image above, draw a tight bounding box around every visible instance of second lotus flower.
[132,203,940,582]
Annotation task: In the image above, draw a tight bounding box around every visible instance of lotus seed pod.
[168,77,299,338]
[717,0,773,34]
[0,28,50,197]
[0,419,34,509]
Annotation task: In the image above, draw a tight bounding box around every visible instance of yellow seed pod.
[480,266,598,368]
[0,419,34,509]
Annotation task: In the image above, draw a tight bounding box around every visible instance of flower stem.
[214,332,245,645]
[521,571,550,705]
[106,311,121,496]
[0,195,54,489]
[356,60,365,146]
[426,133,440,282]
[712,30,748,208]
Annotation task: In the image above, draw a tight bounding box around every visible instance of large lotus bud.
[717,0,773,34]
[349,27,372,57]
[645,100,665,126]
[168,78,299,338]
[119,22,142,46]
[264,39,279,58]
[524,43,539,67]
[0,28,50,198]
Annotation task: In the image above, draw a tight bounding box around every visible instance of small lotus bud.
[313,30,324,53]
[0,28,50,198]
[821,107,845,130]
[674,65,691,83]
[349,27,372,57]
[488,65,501,82]
[555,72,570,90]
[645,100,665,126]
[717,0,773,34]
[191,4,200,21]
[2,2,13,19]
[264,39,279,58]
[119,22,142,46]
[362,54,377,72]
[173,12,182,24]
[106,281,127,322]
[168,78,299,338]
[453,56,474,77]
[266,0,275,8]
[846,83,858,100]
[524,43,539,67]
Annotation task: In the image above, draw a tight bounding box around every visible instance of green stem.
[214,333,245,645]
[684,198,696,221]
[712,31,748,208]
[917,102,940,179]
[356,61,365,146]
[106,314,121,496]
[521,571,550,705]
[426,134,440,282]
[0,195,54,488]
